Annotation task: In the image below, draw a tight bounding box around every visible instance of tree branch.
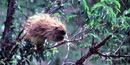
[0,0,16,62]
[46,35,84,50]
[114,36,127,54]
[62,43,70,65]
[2,0,15,41]
[75,50,92,65]
[95,29,118,49]
[75,29,118,65]
[49,0,65,14]
[16,29,24,41]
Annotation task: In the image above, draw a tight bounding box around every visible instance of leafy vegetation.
[0,0,130,65]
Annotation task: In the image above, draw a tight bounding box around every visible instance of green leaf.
[51,48,59,53]
[82,0,89,11]
[11,34,15,38]
[89,33,101,42]
[11,59,17,64]
[16,42,20,45]
[123,9,130,16]
[100,0,104,2]
[114,0,120,8]
[92,3,103,12]
[107,58,113,64]
[122,46,127,49]
[84,44,88,48]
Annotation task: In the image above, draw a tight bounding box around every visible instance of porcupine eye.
[59,30,66,35]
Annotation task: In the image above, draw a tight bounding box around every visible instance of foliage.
[0,0,130,65]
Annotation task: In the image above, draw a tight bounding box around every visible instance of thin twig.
[44,5,52,13]
[16,29,24,41]
[120,0,128,9]
[49,0,65,14]
[65,62,75,65]
[47,43,58,65]
[46,35,84,50]
[114,36,127,54]
[25,0,29,18]
[47,61,52,65]
[15,1,28,19]
[68,25,80,37]
[62,43,70,65]
[97,51,130,57]
[71,27,83,40]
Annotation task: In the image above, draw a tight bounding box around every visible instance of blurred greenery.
[0,0,130,65]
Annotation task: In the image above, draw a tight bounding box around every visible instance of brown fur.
[22,13,66,44]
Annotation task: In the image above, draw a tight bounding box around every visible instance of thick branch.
[75,29,118,65]
[95,35,112,49]
[95,29,118,49]
[0,0,16,61]
[2,0,15,41]
[75,51,92,65]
